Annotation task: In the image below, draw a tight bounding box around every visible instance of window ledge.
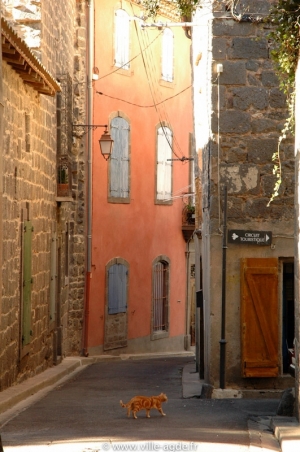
[159,79,175,89]
[113,66,134,77]
[151,331,169,341]
[56,197,73,203]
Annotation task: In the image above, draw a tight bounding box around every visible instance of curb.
[272,416,300,452]
[0,357,85,414]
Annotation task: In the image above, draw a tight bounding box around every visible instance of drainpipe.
[0,2,3,346]
[83,0,94,356]
[185,237,192,350]
[219,186,227,388]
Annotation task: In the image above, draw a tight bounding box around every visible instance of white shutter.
[115,9,130,69]
[157,127,172,201]
[162,28,173,82]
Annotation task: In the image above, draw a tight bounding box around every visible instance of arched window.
[152,257,170,338]
[114,9,130,70]
[156,126,172,203]
[109,116,130,202]
[161,28,174,82]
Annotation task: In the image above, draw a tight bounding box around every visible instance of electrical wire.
[98,29,163,80]
[96,85,191,107]
[130,5,185,161]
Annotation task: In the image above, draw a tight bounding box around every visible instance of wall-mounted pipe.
[83,0,94,357]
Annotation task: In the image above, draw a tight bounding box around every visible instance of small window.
[161,28,174,82]
[109,116,130,202]
[156,126,172,203]
[114,9,130,70]
[108,263,128,314]
[152,257,170,336]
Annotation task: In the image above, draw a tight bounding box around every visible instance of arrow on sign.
[266,234,270,242]
[232,233,239,241]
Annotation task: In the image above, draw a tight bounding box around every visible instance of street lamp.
[72,124,114,160]
[99,126,114,160]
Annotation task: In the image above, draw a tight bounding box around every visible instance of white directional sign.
[228,230,272,246]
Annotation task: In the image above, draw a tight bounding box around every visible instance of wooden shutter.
[108,264,127,314]
[157,127,172,200]
[49,232,57,323]
[241,258,279,377]
[110,117,130,198]
[22,221,32,346]
[162,28,173,82]
[114,9,129,69]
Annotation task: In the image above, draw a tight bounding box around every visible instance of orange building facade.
[87,0,193,354]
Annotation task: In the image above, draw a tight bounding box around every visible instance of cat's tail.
[120,400,127,408]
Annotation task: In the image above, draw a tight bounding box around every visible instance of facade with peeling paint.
[192,0,296,394]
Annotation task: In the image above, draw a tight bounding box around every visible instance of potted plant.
[57,164,69,196]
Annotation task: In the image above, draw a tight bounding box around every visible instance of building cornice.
[1,17,60,96]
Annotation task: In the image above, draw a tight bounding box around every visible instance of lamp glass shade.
[99,132,114,159]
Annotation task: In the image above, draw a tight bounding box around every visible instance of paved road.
[0,357,280,451]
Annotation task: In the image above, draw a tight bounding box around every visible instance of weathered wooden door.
[104,261,128,351]
[241,258,279,377]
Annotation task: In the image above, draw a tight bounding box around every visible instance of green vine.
[141,0,201,19]
[267,0,300,204]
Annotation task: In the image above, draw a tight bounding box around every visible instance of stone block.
[229,37,268,59]
[251,117,277,133]
[232,87,268,110]
[245,198,271,218]
[218,61,246,85]
[246,138,278,163]
[220,164,259,195]
[213,19,253,37]
[216,110,251,134]
[261,71,279,87]
[212,38,227,59]
[227,196,245,219]
[269,88,286,108]
[245,60,259,72]
[224,147,248,164]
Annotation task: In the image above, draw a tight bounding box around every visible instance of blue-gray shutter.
[110,117,130,198]
[108,264,127,314]
[157,127,172,200]
[115,9,130,69]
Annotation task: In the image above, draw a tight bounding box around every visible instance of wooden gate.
[241,258,279,377]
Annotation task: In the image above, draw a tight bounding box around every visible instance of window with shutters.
[156,125,172,205]
[109,115,130,203]
[108,261,128,315]
[161,28,174,82]
[151,256,170,340]
[114,9,130,70]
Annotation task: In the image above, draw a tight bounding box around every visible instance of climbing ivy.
[141,0,201,18]
[267,0,300,204]
[268,0,300,97]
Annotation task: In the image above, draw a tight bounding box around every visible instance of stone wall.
[294,55,300,421]
[209,17,294,232]
[0,0,86,391]
[0,61,57,388]
[193,1,295,388]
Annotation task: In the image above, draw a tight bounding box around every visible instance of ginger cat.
[120,393,167,419]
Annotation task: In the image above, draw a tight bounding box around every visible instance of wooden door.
[104,262,128,351]
[241,258,279,377]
